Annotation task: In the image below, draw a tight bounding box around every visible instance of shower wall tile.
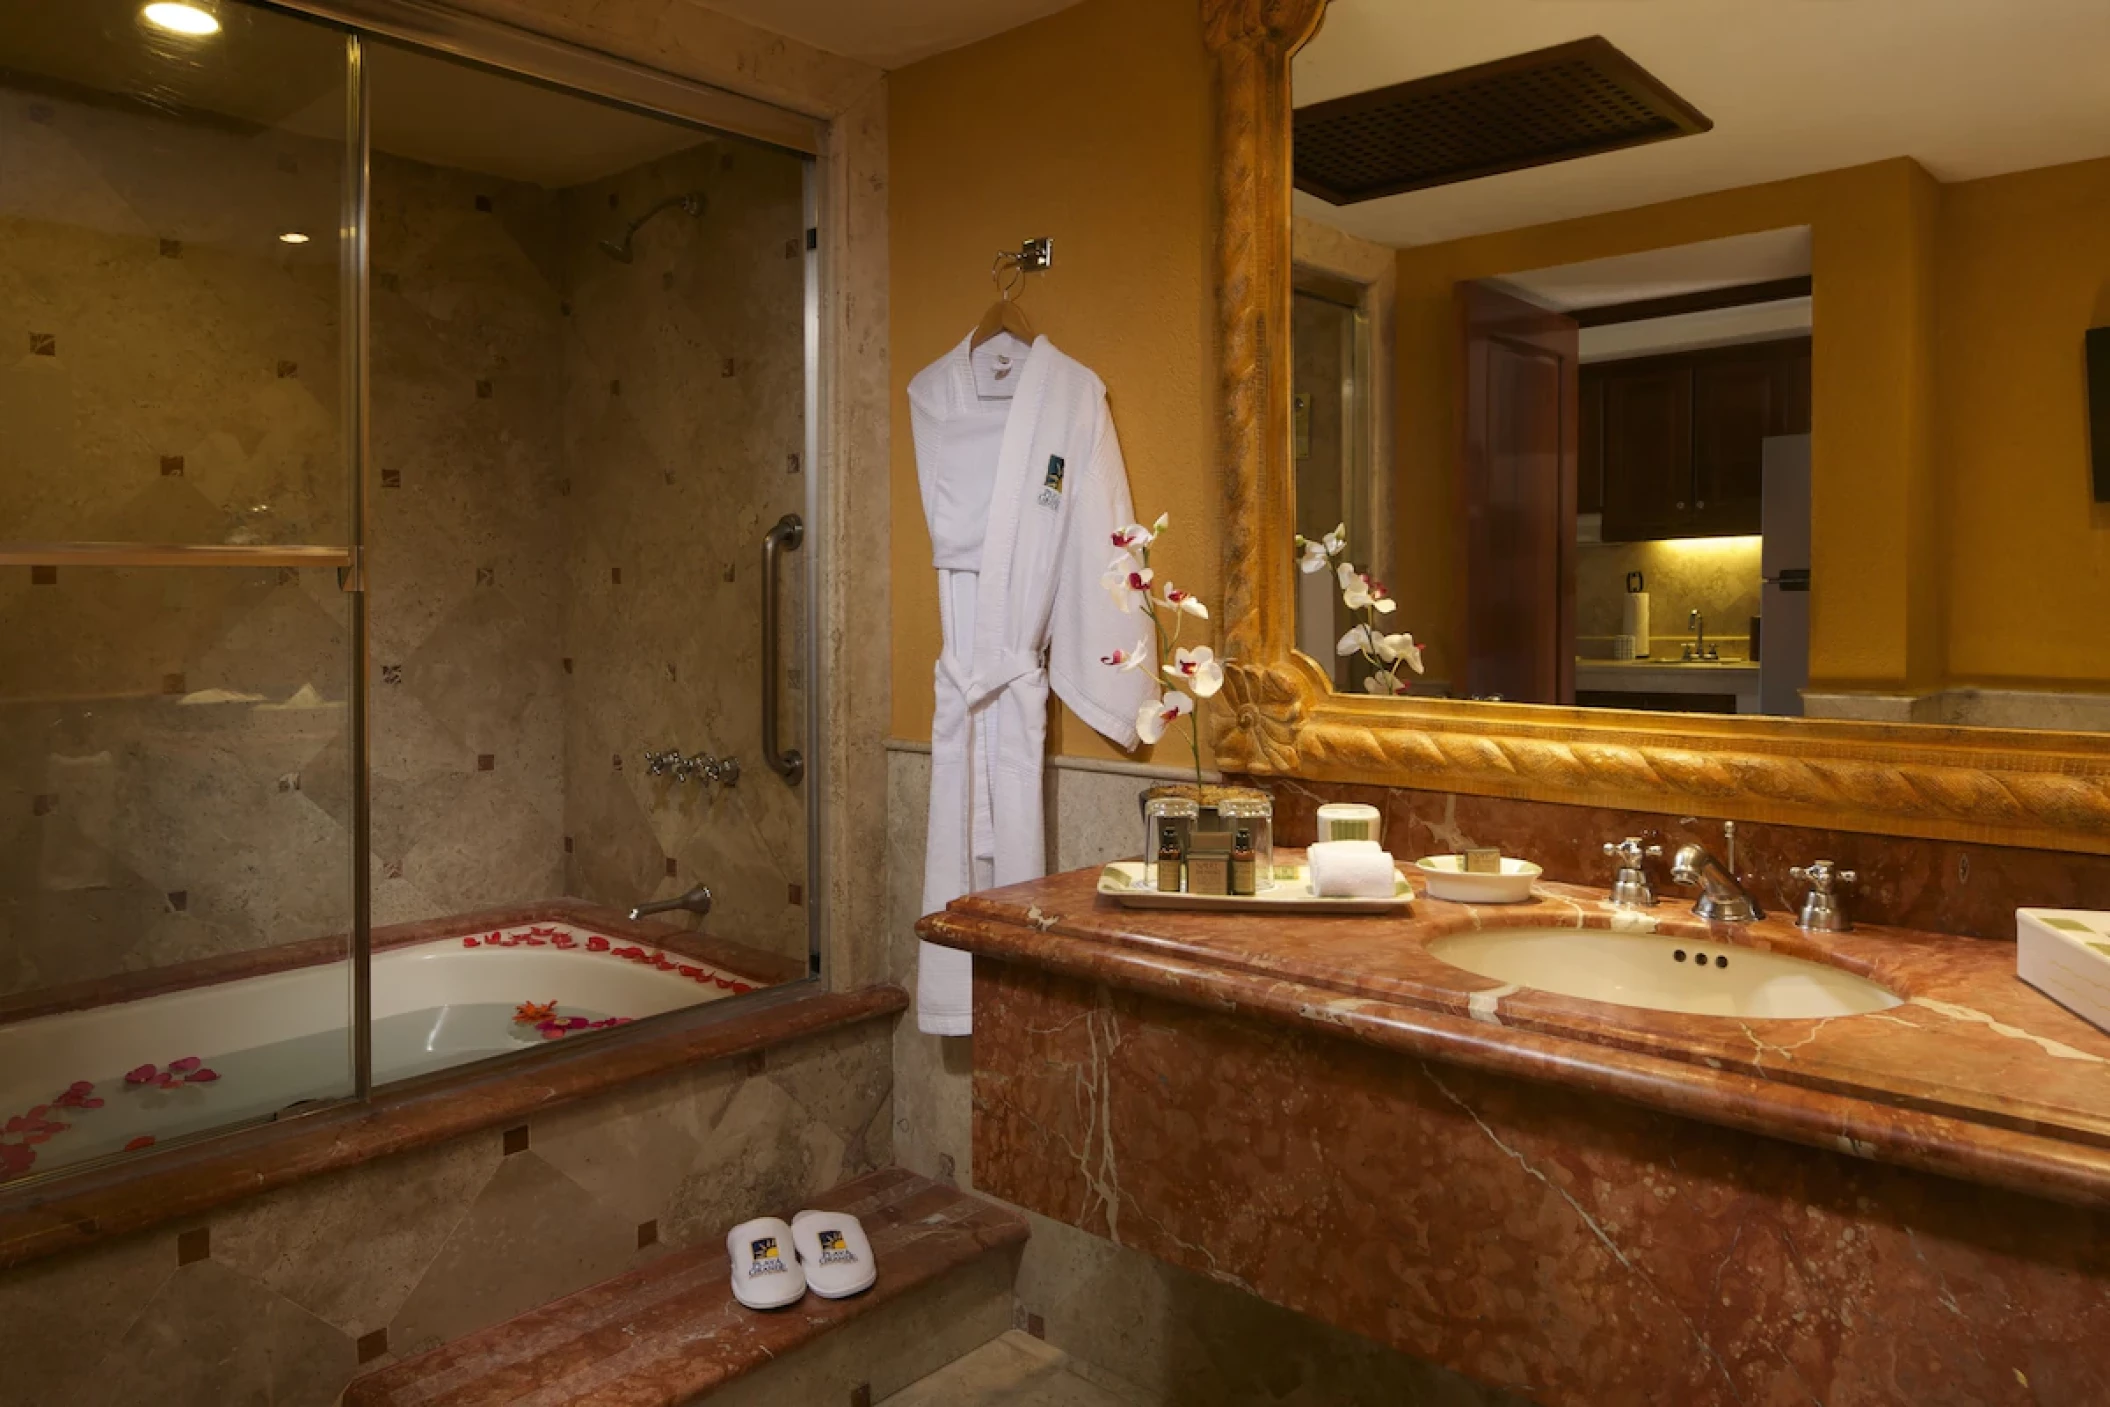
[557,139,811,965]
[0,1015,895,1406]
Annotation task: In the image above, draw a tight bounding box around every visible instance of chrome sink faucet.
[1682,609,1719,662]
[1789,860,1856,932]
[1670,820,1762,922]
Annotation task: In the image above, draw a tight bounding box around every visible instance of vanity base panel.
[972,960,2110,1407]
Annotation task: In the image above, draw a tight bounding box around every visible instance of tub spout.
[628,883,712,921]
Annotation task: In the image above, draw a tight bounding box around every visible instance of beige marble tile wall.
[1576,534,1763,659]
[885,744,1521,1406]
[366,150,569,928]
[1,82,359,997]
[554,136,812,965]
[0,1014,895,1406]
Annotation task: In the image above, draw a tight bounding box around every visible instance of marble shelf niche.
[921,865,2110,1407]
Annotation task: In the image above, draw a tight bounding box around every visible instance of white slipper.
[726,1216,806,1309]
[790,1209,877,1299]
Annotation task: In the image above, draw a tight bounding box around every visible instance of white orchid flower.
[1336,624,1375,658]
[1324,523,1347,556]
[1297,537,1330,574]
[1136,689,1195,745]
[1100,639,1150,672]
[1377,632,1424,673]
[1101,557,1154,613]
[1337,561,1370,609]
[1363,668,1409,697]
[1151,511,1169,536]
[1159,582,1209,619]
[1110,522,1155,552]
[1164,645,1224,699]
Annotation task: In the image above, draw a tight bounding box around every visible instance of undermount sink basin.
[1428,927,1902,1020]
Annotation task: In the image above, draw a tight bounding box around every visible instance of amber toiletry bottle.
[1154,825,1183,893]
[1230,828,1257,896]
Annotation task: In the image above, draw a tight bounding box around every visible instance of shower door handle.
[762,514,805,786]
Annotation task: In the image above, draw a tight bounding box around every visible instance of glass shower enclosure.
[0,0,819,1185]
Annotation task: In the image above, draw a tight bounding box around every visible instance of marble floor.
[883,1331,1158,1406]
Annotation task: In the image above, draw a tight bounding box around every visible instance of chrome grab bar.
[762,513,804,786]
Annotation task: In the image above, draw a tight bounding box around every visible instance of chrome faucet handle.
[1789,860,1856,933]
[643,748,680,777]
[1603,837,1663,909]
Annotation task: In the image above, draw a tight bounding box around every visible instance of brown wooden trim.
[0,543,354,569]
[1292,36,1712,206]
[0,982,906,1271]
[1571,276,1813,329]
[1207,0,2110,857]
[0,899,806,1028]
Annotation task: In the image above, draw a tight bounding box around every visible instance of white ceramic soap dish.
[1413,855,1541,904]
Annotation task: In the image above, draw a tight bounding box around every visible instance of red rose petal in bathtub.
[184,1069,219,1083]
[463,937,479,948]
[587,936,609,952]
[124,1135,156,1151]
[169,1057,201,1073]
[80,1098,104,1109]
[0,1145,34,1175]
[125,1064,158,1085]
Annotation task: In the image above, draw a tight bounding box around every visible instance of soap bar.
[1463,847,1503,875]
[2018,908,2110,1037]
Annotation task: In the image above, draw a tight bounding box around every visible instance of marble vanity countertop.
[920,858,2110,1208]
[1575,656,1759,672]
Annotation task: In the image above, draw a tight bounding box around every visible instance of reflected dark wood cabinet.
[1584,336,1810,541]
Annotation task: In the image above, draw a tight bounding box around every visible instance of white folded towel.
[1307,841,1398,898]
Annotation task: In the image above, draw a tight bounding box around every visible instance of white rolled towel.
[1307,840,1397,898]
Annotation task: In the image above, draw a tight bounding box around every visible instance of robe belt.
[963,649,1048,708]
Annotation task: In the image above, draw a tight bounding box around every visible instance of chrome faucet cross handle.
[1602,837,1663,909]
[683,752,741,788]
[643,748,682,777]
[1789,860,1857,933]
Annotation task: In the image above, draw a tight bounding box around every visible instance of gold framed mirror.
[1200,0,2110,855]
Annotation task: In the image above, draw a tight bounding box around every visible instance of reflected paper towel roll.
[1622,592,1651,658]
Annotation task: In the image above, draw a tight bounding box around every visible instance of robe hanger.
[971,238,1053,352]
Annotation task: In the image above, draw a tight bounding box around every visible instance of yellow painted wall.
[1392,158,1943,692]
[886,0,1218,759]
[1937,155,2110,688]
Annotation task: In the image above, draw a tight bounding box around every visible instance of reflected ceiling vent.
[1294,37,1711,206]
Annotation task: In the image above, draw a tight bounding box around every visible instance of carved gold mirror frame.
[1199,0,2110,855]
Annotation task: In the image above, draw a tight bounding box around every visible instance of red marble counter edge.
[0,982,907,1272]
[920,910,2110,1212]
[0,898,809,1027]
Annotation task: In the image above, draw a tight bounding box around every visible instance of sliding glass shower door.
[0,0,817,1187]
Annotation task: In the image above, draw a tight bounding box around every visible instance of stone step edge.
[345,1166,1027,1407]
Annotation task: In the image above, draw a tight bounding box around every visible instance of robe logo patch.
[1036,454,1065,510]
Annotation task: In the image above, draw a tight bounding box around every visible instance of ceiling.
[695,0,1084,69]
[1294,0,2110,248]
[1491,228,1811,312]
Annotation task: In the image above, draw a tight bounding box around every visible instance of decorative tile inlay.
[609,379,622,396]
[564,836,574,854]
[561,658,573,674]
[635,1220,658,1249]
[278,567,300,585]
[176,1227,209,1266]
[381,664,403,685]
[167,891,188,913]
[161,672,185,694]
[474,194,493,212]
[721,357,737,377]
[28,333,54,356]
[477,755,495,773]
[611,754,623,773]
[159,454,183,477]
[277,359,298,379]
[358,1328,390,1364]
[159,237,181,258]
[664,858,678,878]
[475,379,492,399]
[789,884,804,907]
[31,795,56,817]
[28,566,54,585]
[380,468,401,488]
[502,1126,529,1156]
[787,452,802,474]
[384,860,405,881]
[610,567,623,585]
[475,566,494,587]
[26,102,53,124]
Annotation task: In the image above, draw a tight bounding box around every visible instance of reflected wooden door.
[1457,281,1577,705]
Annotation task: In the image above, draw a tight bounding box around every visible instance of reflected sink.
[1428,928,1902,1019]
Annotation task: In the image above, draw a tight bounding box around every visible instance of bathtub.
[0,922,757,1183]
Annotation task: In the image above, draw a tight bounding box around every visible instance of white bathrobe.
[909,332,1156,1035]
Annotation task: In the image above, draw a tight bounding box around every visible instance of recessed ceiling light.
[278,231,311,245]
[142,3,220,36]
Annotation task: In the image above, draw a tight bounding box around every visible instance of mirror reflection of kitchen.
[1289,2,2110,726]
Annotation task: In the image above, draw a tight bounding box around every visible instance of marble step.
[344,1166,1028,1407]
[882,1331,1160,1406]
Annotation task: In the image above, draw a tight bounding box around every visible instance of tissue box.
[2017,908,2110,1036]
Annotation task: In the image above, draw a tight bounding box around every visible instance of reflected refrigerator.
[1759,433,1811,716]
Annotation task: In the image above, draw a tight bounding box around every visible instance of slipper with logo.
[727,1216,807,1309]
[790,1209,876,1300]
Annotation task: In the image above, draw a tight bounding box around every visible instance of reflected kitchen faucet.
[1682,608,1719,662]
